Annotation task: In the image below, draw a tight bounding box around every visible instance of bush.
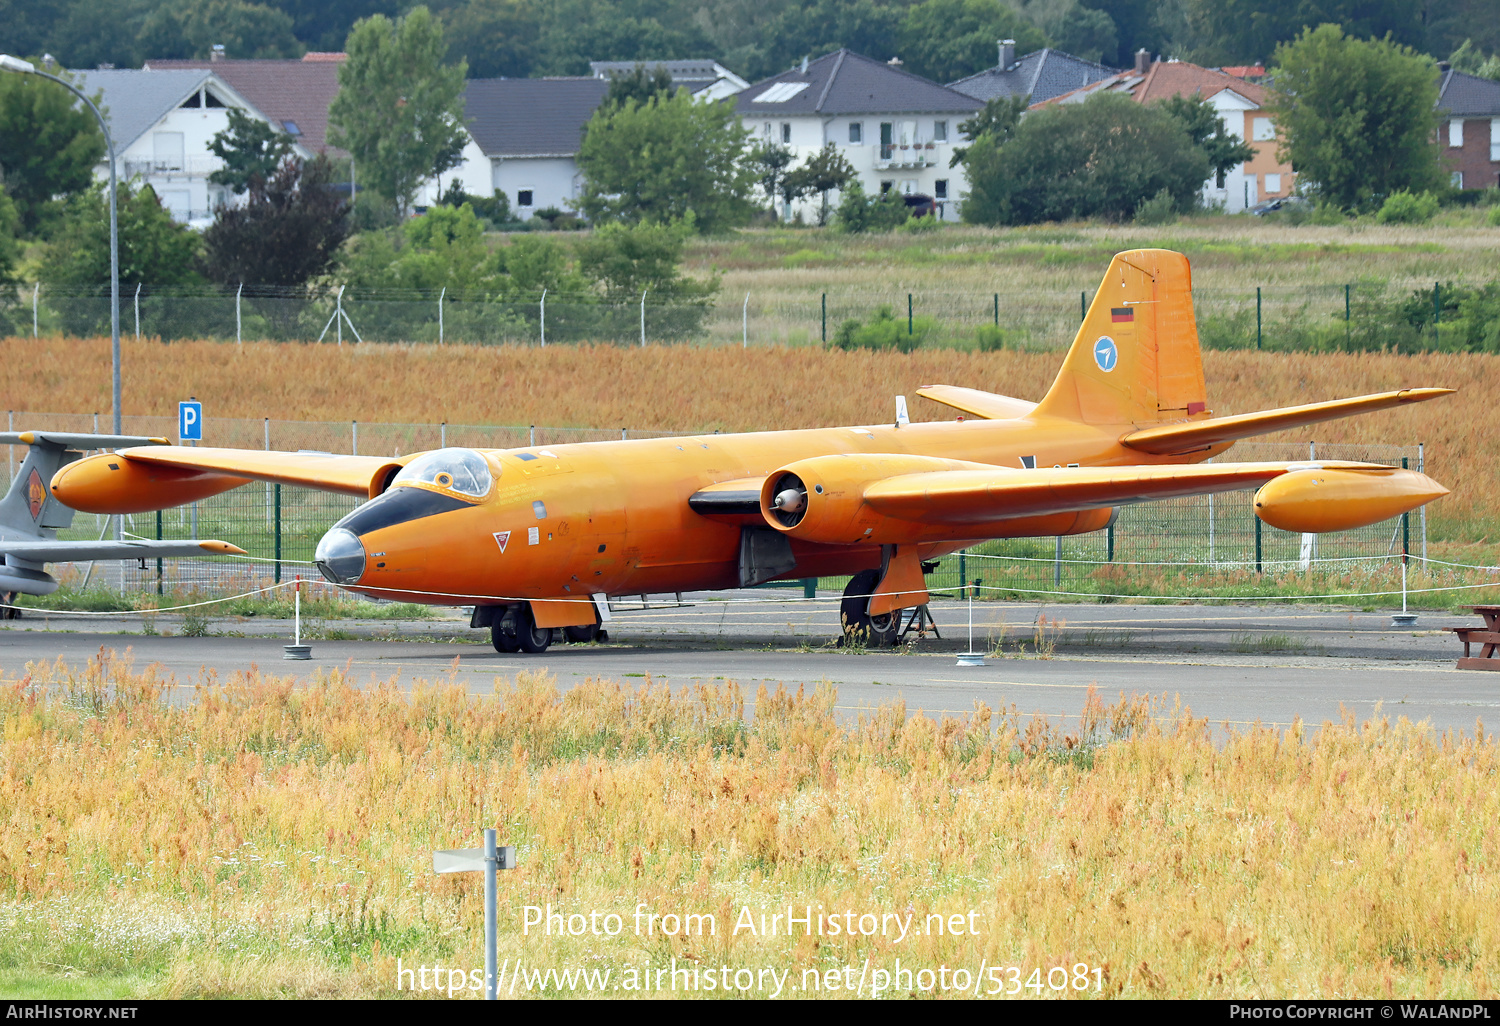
[1310,202,1347,225]
[1487,205,1500,227]
[974,324,1024,351]
[1375,190,1440,224]
[1133,187,1177,225]
[831,305,934,352]
[836,180,911,233]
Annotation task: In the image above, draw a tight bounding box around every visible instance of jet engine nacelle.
[759,453,1114,545]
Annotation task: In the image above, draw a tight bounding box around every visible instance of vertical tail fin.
[1032,249,1209,427]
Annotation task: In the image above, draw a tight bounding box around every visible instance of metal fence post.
[1350,282,1362,346]
[742,292,749,348]
[1053,536,1062,587]
[1106,522,1114,562]
[1402,456,1410,564]
[156,509,163,594]
[236,283,242,345]
[134,283,141,340]
[529,424,535,447]
[1080,290,1086,322]
[274,483,282,584]
[993,293,998,327]
[1433,281,1440,347]
[821,293,827,343]
[438,285,445,344]
[352,420,358,455]
[640,288,647,347]
[907,293,913,336]
[1254,513,1263,574]
[539,288,546,347]
[31,284,38,338]
[1419,442,1427,564]
[1256,286,1262,350]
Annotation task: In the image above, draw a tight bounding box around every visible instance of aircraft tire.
[516,605,554,653]
[867,610,900,647]
[840,569,880,645]
[564,624,599,644]
[491,620,520,653]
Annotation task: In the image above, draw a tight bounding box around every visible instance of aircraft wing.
[1120,389,1453,455]
[860,460,1446,532]
[3,539,246,561]
[51,446,412,514]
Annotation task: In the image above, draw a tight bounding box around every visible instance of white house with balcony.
[73,68,306,225]
[736,50,983,222]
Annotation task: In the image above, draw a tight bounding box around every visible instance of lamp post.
[0,55,120,434]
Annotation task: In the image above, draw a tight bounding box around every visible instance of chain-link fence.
[10,279,1493,352]
[0,413,1432,605]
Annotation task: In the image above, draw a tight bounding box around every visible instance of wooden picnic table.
[1445,606,1500,670]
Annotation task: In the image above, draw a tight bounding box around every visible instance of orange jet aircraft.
[51,250,1452,652]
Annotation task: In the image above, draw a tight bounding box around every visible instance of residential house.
[1043,53,1295,213]
[72,67,291,224]
[948,39,1118,106]
[143,53,347,159]
[1438,65,1500,191]
[589,59,748,101]
[439,77,610,217]
[736,50,983,221]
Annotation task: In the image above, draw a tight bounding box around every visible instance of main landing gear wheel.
[840,569,899,647]
[491,618,520,653]
[514,605,554,654]
[564,623,600,644]
[2,592,19,620]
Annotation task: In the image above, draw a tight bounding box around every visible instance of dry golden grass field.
[2,656,1497,999]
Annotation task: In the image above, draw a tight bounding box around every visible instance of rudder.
[1032,249,1209,426]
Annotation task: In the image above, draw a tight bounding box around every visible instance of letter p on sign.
[179,400,202,442]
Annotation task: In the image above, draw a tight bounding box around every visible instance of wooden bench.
[1445,605,1500,670]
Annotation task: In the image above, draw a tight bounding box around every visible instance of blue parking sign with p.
[179,400,202,441]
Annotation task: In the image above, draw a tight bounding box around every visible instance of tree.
[328,5,469,219]
[1182,0,1424,65]
[951,94,1026,167]
[0,64,106,237]
[898,0,1048,83]
[1266,24,1444,211]
[575,91,756,234]
[208,108,296,196]
[0,185,20,333]
[748,142,795,217]
[1158,94,1256,186]
[201,156,350,288]
[137,0,303,60]
[441,0,540,79]
[785,143,856,226]
[962,92,1210,224]
[40,182,203,336]
[603,64,677,108]
[835,179,911,232]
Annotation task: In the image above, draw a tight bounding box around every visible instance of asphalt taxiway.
[1,594,1492,736]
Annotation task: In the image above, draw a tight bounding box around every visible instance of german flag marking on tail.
[1110,307,1134,323]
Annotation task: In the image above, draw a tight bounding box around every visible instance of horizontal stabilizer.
[5,539,246,562]
[915,385,1037,420]
[0,432,170,450]
[1120,389,1454,454]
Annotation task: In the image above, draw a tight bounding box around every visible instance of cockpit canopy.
[391,448,493,499]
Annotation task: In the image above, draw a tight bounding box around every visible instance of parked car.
[1251,196,1309,217]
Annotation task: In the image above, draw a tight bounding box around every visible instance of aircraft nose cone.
[315,527,366,585]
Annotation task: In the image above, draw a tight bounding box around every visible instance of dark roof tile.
[462,78,609,157]
[737,50,981,116]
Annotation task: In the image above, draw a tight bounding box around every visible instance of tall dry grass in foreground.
[1,652,1496,998]
[0,341,1489,534]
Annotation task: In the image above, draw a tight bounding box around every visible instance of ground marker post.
[433,829,516,1000]
[285,575,310,659]
[1392,457,1417,627]
[957,572,984,666]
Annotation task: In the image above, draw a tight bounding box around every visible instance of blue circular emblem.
[1093,335,1118,372]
